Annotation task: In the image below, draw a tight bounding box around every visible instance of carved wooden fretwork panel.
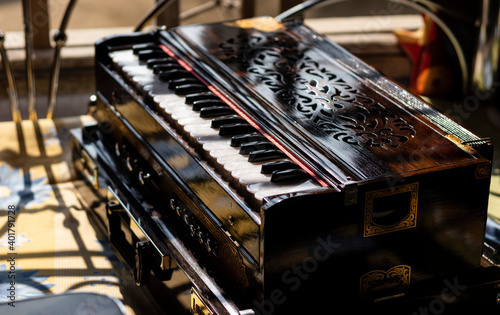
[218,32,416,149]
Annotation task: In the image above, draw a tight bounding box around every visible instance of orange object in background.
[395,15,457,97]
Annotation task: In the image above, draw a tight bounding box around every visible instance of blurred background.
[0,0,416,31]
[0,0,423,119]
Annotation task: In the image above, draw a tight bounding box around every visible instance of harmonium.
[71,16,500,314]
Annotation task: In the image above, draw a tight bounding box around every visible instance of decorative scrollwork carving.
[218,31,416,149]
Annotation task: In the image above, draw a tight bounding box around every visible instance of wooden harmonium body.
[89,16,494,313]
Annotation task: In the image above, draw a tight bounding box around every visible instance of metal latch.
[74,148,99,190]
[344,183,358,206]
[190,287,213,315]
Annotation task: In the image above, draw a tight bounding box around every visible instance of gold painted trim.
[360,265,411,295]
[475,163,491,179]
[364,183,419,237]
[191,287,214,315]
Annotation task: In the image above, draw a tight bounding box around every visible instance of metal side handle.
[106,186,176,286]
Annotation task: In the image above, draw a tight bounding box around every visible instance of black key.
[261,160,300,174]
[185,92,219,104]
[239,141,275,154]
[230,133,267,147]
[153,63,182,74]
[169,78,199,90]
[200,106,235,118]
[271,169,310,183]
[137,49,167,61]
[146,58,174,69]
[132,43,157,54]
[211,116,245,128]
[175,83,209,95]
[219,123,255,136]
[158,69,191,81]
[193,99,226,111]
[248,149,287,162]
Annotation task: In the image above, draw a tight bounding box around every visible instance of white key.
[232,167,267,180]
[185,124,216,133]
[176,116,210,126]
[123,65,152,76]
[163,105,195,117]
[248,180,320,200]
[217,154,249,165]
[190,128,220,138]
[167,112,196,123]
[110,51,138,66]
[197,135,228,145]
[172,114,204,124]
[238,173,272,186]
[223,161,259,173]
[202,141,235,152]
[154,94,179,103]
[209,148,243,159]
[158,99,189,109]
[132,75,154,87]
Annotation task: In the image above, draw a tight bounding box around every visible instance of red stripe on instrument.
[159,44,328,187]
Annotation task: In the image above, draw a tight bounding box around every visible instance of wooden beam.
[157,0,180,27]
[241,0,255,18]
[30,0,51,49]
[280,0,303,12]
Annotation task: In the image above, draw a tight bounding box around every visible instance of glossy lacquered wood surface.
[162,17,490,187]
[91,18,495,313]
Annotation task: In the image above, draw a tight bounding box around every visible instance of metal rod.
[135,0,176,32]
[275,0,327,22]
[46,34,64,120]
[22,0,37,121]
[47,0,78,119]
[135,0,175,31]
[58,0,78,32]
[179,0,218,20]
[0,31,21,123]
